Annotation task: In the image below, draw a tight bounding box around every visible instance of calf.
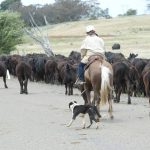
[63,63,77,95]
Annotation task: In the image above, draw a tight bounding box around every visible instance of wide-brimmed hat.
[86,25,95,33]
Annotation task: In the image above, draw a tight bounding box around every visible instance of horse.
[80,55,114,119]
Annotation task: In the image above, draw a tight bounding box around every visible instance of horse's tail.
[100,65,112,105]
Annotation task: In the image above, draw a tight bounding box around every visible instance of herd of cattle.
[0,51,150,105]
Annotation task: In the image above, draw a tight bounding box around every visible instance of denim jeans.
[77,62,86,81]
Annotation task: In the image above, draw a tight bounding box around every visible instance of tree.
[0,11,24,54]
[147,0,150,12]
[53,0,89,22]
[100,8,111,18]
[0,0,22,11]
[86,0,102,19]
[10,0,108,25]
[124,9,137,16]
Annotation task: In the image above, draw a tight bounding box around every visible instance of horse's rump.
[84,59,113,105]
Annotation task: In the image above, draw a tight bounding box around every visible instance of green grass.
[15,15,150,58]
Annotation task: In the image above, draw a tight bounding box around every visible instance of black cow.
[16,61,32,94]
[63,63,77,95]
[7,54,22,76]
[105,52,125,63]
[68,51,81,64]
[45,59,58,84]
[32,56,48,82]
[130,58,148,96]
[0,61,8,88]
[128,53,138,61]
[112,60,139,104]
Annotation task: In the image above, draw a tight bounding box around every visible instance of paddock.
[0,77,150,150]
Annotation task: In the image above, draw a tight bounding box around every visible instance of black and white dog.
[66,101,101,129]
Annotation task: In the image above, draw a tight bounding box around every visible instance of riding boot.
[75,62,86,85]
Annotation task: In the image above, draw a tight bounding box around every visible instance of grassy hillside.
[16,15,150,58]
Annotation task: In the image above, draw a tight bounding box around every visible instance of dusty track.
[0,77,150,150]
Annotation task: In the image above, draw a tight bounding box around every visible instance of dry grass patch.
[16,15,150,58]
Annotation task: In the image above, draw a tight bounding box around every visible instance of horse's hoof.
[128,102,131,104]
[20,91,23,94]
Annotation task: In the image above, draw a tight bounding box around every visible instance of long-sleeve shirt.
[80,34,105,55]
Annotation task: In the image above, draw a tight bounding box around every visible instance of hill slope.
[16,15,150,58]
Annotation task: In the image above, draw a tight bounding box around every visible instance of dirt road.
[0,78,150,150]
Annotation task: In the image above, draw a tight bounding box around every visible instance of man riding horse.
[75,25,113,120]
[76,25,106,85]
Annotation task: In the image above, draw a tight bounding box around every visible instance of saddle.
[84,54,105,70]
